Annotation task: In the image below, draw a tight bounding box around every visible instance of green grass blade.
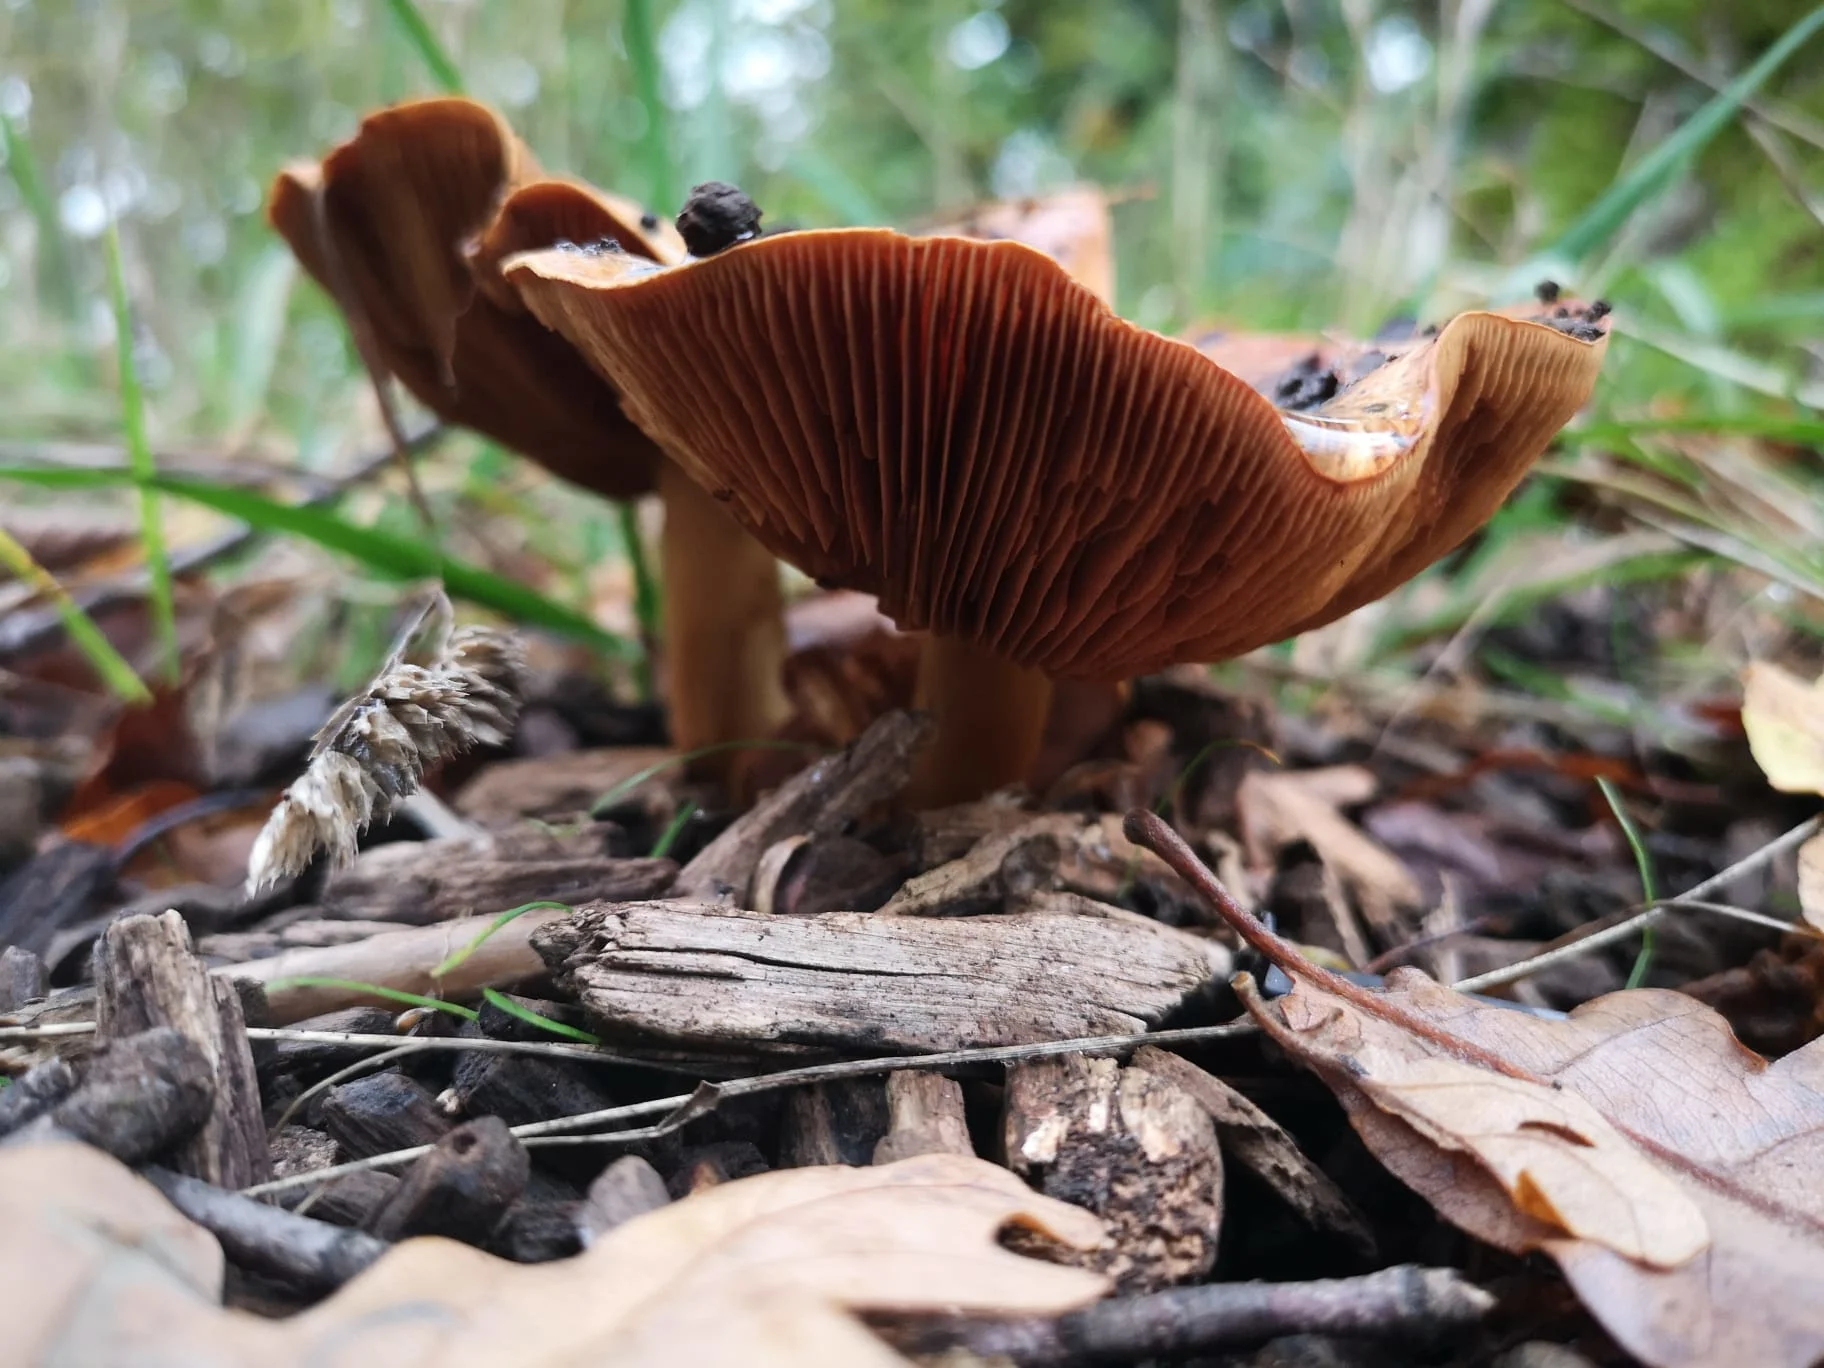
[785,146,890,227]
[0,524,149,703]
[480,988,603,1044]
[1523,3,1824,277]
[588,739,824,817]
[382,0,465,93]
[261,975,479,1019]
[1596,777,1660,989]
[105,222,180,687]
[624,0,677,212]
[0,111,77,319]
[431,901,573,978]
[0,464,641,660]
[649,799,699,859]
[223,248,298,436]
[1566,414,1824,446]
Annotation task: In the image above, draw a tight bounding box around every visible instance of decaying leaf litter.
[1,84,1822,1368]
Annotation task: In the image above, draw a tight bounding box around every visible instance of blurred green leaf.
[383,0,465,94]
[1517,3,1824,284]
[0,464,641,659]
[105,222,180,687]
[0,523,149,704]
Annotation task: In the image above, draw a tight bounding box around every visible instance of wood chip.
[93,912,270,1188]
[672,709,933,903]
[536,900,1229,1063]
[1004,1052,1224,1292]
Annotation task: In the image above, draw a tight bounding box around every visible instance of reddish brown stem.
[1121,809,1539,1081]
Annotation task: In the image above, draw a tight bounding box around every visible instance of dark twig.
[141,1165,387,1294]
[1123,809,1533,1079]
[239,1017,1257,1198]
[907,1265,1495,1364]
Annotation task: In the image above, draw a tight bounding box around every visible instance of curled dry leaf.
[503,232,1608,680]
[1129,809,1824,1368]
[1740,660,1824,796]
[4,1143,1107,1368]
[266,96,678,499]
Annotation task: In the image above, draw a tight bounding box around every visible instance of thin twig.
[237,1018,1257,1198]
[1451,815,1821,993]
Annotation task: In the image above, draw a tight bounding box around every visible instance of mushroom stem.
[656,461,789,784]
[905,635,1054,808]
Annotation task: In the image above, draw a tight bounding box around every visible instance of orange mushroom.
[267,100,788,776]
[501,220,1611,806]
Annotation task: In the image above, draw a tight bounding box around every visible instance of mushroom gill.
[503,227,1609,800]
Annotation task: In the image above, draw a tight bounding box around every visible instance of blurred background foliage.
[0,0,1820,701]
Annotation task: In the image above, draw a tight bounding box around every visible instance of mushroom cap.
[267,97,674,501]
[926,186,1114,306]
[504,229,1610,679]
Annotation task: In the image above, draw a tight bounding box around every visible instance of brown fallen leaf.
[1237,765,1422,951]
[1801,834,1824,933]
[4,1143,1107,1367]
[1128,808,1824,1368]
[1740,661,1824,796]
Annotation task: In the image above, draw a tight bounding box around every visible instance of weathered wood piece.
[779,1079,889,1167]
[199,918,405,963]
[93,912,269,1187]
[490,1200,583,1263]
[873,1070,974,1164]
[143,1166,386,1295]
[577,1154,671,1245]
[0,839,114,958]
[0,944,46,1011]
[268,1125,340,1181]
[1132,1045,1374,1255]
[258,1007,402,1078]
[450,1050,617,1128]
[912,799,1037,867]
[301,1171,401,1229]
[223,905,576,1023]
[1004,1052,1224,1293]
[365,1116,530,1243]
[878,817,1074,916]
[5,1028,213,1164]
[317,1072,452,1159]
[454,746,674,826]
[672,709,933,903]
[536,900,1229,1061]
[0,1056,76,1136]
[320,837,675,925]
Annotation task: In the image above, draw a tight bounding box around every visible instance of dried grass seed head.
[246,622,525,891]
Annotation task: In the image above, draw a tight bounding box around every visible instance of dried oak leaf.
[1130,809,1824,1368]
[1740,660,1824,796]
[4,1143,1107,1367]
